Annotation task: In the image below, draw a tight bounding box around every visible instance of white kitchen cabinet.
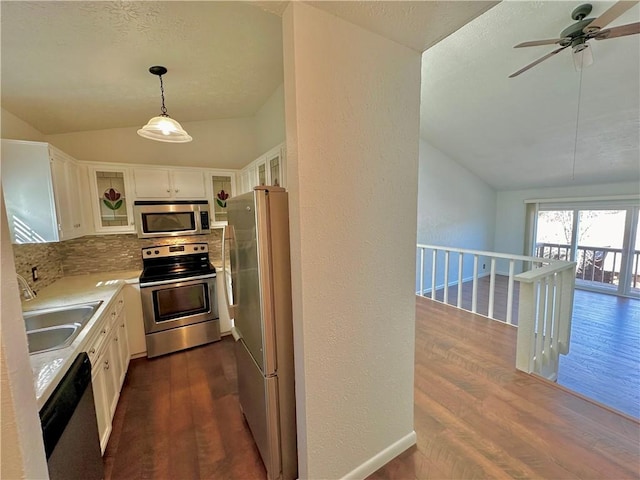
[1,139,86,243]
[87,165,135,234]
[133,168,206,199]
[49,149,87,240]
[207,171,237,226]
[124,283,146,357]
[87,291,129,454]
[238,142,286,194]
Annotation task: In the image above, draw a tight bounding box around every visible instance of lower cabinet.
[87,291,129,454]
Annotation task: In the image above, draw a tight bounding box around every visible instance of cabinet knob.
[104,360,110,370]
[102,328,107,334]
[89,348,96,355]
[175,189,179,193]
[166,189,171,193]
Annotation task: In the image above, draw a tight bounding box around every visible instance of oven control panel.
[142,243,209,258]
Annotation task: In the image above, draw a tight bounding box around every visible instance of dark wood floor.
[104,337,267,480]
[368,297,640,479]
[106,298,639,480]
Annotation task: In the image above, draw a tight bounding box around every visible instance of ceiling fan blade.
[514,38,565,48]
[593,21,640,39]
[583,0,639,33]
[509,45,570,78]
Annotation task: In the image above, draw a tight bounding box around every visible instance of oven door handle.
[222,225,237,320]
[139,274,216,288]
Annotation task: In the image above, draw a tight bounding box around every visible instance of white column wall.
[283,4,419,479]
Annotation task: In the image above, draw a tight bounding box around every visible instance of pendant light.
[138,66,192,143]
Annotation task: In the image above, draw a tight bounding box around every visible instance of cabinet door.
[257,161,267,186]
[172,170,206,198]
[107,330,123,417]
[211,174,235,225]
[133,168,172,198]
[90,167,135,233]
[116,310,130,387]
[49,154,74,239]
[1,140,59,243]
[66,161,87,236]
[267,150,282,187]
[92,356,112,453]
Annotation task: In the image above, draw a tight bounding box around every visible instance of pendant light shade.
[138,66,192,143]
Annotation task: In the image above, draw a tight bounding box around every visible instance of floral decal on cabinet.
[103,188,123,211]
[216,190,229,209]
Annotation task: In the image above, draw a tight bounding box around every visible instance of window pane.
[535,210,573,260]
[576,210,626,289]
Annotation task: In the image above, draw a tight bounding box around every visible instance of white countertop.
[24,270,141,409]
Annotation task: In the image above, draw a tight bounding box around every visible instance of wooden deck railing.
[417,244,576,380]
[536,242,640,289]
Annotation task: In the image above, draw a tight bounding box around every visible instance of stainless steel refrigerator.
[223,186,297,480]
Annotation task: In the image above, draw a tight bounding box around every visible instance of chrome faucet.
[16,274,37,301]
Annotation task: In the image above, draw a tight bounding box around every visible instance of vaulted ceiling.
[421,1,640,190]
[1,1,637,191]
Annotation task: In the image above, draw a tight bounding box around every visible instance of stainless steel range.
[139,242,220,358]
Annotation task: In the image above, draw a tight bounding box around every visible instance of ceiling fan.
[509,1,640,78]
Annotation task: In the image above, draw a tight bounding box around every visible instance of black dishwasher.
[39,352,104,480]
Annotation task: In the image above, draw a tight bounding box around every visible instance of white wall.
[1,107,46,142]
[416,140,497,292]
[254,83,285,154]
[495,181,640,256]
[283,3,419,479]
[0,191,49,479]
[44,117,258,169]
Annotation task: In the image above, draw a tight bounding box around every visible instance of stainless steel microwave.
[133,200,211,238]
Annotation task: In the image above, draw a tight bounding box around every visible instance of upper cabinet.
[133,168,206,199]
[1,140,86,243]
[207,171,237,226]
[87,166,135,234]
[238,143,286,195]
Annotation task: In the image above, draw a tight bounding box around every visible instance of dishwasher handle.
[39,352,92,459]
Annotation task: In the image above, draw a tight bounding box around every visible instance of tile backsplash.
[12,229,223,289]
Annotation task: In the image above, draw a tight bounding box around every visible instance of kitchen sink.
[23,301,103,354]
[23,301,102,332]
[27,326,79,354]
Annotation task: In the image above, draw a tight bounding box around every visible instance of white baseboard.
[416,271,491,296]
[340,431,417,480]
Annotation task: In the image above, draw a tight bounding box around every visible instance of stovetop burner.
[139,242,216,284]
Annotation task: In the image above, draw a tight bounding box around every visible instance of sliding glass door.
[534,204,639,298]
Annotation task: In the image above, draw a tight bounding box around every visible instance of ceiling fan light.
[137,115,193,143]
[573,43,594,71]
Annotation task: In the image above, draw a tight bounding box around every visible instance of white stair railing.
[416,244,576,380]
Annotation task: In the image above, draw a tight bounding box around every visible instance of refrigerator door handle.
[222,225,237,320]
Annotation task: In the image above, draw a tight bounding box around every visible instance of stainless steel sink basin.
[27,326,79,354]
[23,301,102,332]
[24,301,103,354]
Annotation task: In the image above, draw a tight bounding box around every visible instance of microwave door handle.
[222,225,237,320]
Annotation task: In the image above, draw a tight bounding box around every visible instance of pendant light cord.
[158,75,168,116]
[572,65,584,181]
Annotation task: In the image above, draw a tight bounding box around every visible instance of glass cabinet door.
[90,168,134,233]
[269,153,280,187]
[212,175,233,224]
[257,162,266,186]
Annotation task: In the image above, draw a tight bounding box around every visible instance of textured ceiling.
[1,1,284,134]
[1,1,497,136]
[421,1,640,190]
[6,1,631,191]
